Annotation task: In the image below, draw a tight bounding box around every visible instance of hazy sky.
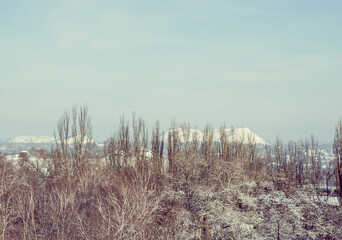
[1,0,341,143]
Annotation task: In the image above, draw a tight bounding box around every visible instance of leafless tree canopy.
[0,108,340,239]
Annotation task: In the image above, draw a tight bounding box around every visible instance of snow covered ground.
[318,196,339,206]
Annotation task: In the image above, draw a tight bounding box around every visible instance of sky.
[1,0,341,143]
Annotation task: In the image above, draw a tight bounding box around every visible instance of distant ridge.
[7,136,55,144]
[6,135,97,145]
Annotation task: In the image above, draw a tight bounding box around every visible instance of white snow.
[318,196,339,206]
[5,153,49,175]
[5,154,20,162]
[8,136,55,144]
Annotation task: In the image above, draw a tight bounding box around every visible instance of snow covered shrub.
[256,187,342,239]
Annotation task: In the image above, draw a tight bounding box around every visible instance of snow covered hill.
[213,128,269,145]
[2,135,98,154]
[163,128,204,143]
[7,135,96,145]
[163,127,269,145]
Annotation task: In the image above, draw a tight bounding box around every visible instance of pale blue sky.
[1,0,341,142]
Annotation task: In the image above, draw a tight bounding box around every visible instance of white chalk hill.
[7,136,95,145]
[8,136,55,144]
[163,128,268,145]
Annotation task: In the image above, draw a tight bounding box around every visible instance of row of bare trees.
[101,115,328,187]
[104,113,149,170]
[270,136,322,188]
[54,105,93,177]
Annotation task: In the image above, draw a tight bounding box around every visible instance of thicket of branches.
[0,108,341,239]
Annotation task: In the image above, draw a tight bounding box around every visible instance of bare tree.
[54,110,70,175]
[54,104,93,176]
[202,124,214,163]
[57,110,70,159]
[71,104,93,161]
[117,115,130,167]
[105,136,120,169]
[151,120,164,173]
[333,120,342,206]
[167,121,181,173]
[219,126,229,162]
[309,135,321,187]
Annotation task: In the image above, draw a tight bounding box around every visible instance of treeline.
[103,115,326,189]
[0,106,341,239]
